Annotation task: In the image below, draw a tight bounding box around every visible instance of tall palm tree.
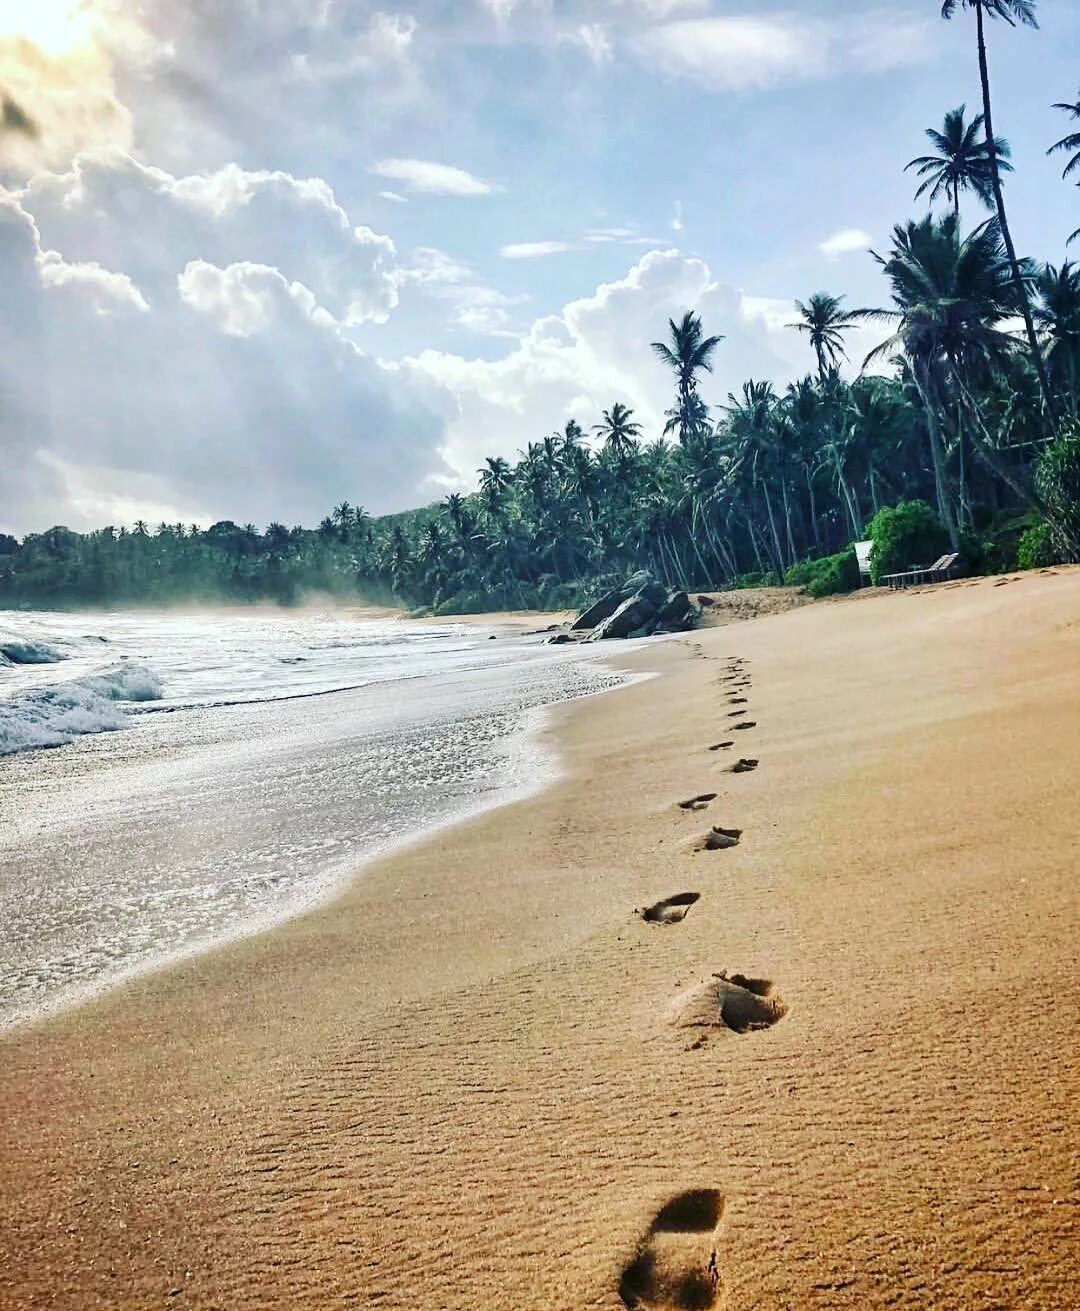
[651,311,724,443]
[1034,262,1080,407]
[788,293,868,382]
[941,0,1057,431]
[1048,89,1080,177]
[905,105,1011,217]
[866,212,1040,533]
[1048,90,1080,244]
[593,402,643,465]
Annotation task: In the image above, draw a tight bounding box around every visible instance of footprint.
[640,892,701,925]
[731,722,756,731]
[678,793,717,812]
[726,709,751,718]
[726,758,758,774]
[698,826,742,851]
[674,971,788,1035]
[619,1189,725,1310]
[726,697,748,705]
[708,741,734,752]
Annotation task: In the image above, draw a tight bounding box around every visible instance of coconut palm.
[1048,89,1080,177]
[905,105,1011,217]
[788,293,869,382]
[1034,262,1080,406]
[1048,90,1080,244]
[866,212,1039,532]
[941,0,1056,430]
[592,402,643,465]
[651,311,724,443]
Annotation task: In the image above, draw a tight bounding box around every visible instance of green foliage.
[865,501,951,584]
[784,548,860,597]
[1033,420,1080,561]
[1017,521,1057,569]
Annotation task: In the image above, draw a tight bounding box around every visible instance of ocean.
[0,608,629,1030]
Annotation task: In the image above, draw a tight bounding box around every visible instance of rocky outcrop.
[553,572,700,642]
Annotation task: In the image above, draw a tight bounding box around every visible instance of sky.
[0,0,1078,536]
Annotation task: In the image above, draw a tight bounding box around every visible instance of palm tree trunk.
[805,466,822,552]
[975,1,1058,436]
[952,365,1049,520]
[911,362,960,548]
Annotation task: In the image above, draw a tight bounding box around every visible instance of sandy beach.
[2,571,1078,1309]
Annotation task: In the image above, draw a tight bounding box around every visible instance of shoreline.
[0,651,644,1036]
[2,571,1078,1308]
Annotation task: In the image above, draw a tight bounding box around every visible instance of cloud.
[398,245,526,334]
[0,165,454,535]
[19,151,400,326]
[670,200,683,232]
[819,227,872,259]
[632,11,932,91]
[500,240,578,258]
[378,189,408,204]
[562,23,614,64]
[369,158,498,196]
[633,16,827,90]
[409,247,804,491]
[0,26,134,174]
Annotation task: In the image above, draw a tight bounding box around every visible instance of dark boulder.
[586,595,659,641]
[655,589,696,632]
[571,570,663,631]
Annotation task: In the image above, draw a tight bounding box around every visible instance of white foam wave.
[0,640,67,665]
[0,663,164,756]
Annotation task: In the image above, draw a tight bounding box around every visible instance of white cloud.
[819,227,872,259]
[379,190,408,204]
[634,17,827,90]
[500,240,578,259]
[38,249,149,313]
[398,247,525,334]
[370,158,498,196]
[0,168,454,535]
[19,151,400,326]
[409,247,802,490]
[563,23,614,64]
[670,200,683,232]
[632,12,932,91]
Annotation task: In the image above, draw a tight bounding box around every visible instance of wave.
[0,663,164,756]
[0,640,67,665]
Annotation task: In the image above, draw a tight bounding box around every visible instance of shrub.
[865,500,951,585]
[784,547,860,598]
[1017,521,1057,570]
[1034,420,1080,562]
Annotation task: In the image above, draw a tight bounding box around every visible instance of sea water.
[0,608,630,1029]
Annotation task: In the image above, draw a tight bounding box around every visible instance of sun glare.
[0,0,95,55]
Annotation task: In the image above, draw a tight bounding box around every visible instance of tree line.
[2,0,1078,613]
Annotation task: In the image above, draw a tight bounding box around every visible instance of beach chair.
[882,552,962,590]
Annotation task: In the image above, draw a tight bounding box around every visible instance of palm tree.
[788,293,868,382]
[1034,262,1080,407]
[651,311,724,443]
[593,402,643,464]
[1048,90,1080,244]
[905,105,1011,217]
[941,0,1057,431]
[866,212,1040,533]
[1048,90,1080,177]
[477,457,513,519]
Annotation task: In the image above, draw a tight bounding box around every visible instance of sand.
[2,570,1077,1310]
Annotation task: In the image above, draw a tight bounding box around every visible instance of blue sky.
[0,1,1077,533]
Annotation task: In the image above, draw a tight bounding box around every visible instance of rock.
[586,595,659,641]
[547,632,575,645]
[655,589,696,633]
[697,595,715,608]
[571,569,662,630]
[571,571,701,640]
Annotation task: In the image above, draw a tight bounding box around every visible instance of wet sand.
[2,570,1078,1309]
